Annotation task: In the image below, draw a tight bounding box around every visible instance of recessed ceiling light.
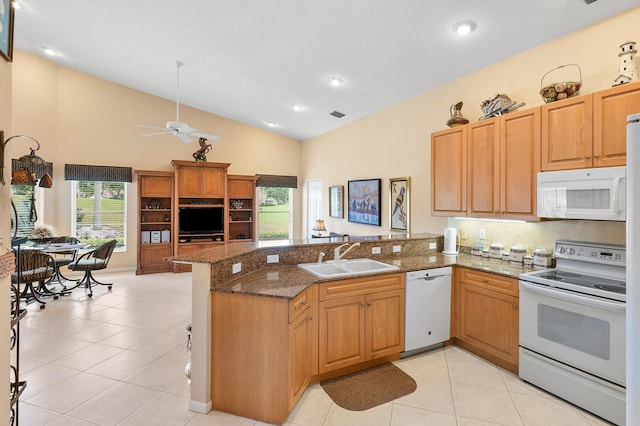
[265,121,278,128]
[328,76,343,87]
[41,46,57,56]
[292,104,304,112]
[453,20,477,36]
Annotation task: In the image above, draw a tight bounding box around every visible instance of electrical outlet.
[460,228,468,240]
[232,263,242,274]
[429,242,437,249]
[479,228,486,240]
[392,245,401,253]
[372,247,381,254]
[267,254,279,264]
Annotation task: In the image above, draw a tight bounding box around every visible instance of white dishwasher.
[402,267,452,357]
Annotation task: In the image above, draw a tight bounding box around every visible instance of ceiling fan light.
[265,121,278,127]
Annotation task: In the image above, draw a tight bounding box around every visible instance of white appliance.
[537,166,626,221]
[442,227,459,255]
[626,113,640,426]
[402,267,452,357]
[519,240,626,425]
[150,230,161,243]
[141,231,151,244]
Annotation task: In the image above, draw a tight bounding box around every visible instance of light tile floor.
[14,271,614,425]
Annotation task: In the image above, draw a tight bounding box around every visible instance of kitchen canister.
[510,244,526,264]
[443,227,460,255]
[482,248,490,258]
[490,242,504,259]
[533,247,553,267]
[524,255,534,267]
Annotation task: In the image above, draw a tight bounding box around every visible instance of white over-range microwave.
[537,166,626,221]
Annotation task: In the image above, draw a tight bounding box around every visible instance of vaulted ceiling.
[12,0,640,141]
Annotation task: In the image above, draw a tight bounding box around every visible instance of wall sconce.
[313,219,327,237]
[0,130,51,186]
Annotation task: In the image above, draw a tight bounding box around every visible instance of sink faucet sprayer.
[333,242,361,261]
[317,252,325,263]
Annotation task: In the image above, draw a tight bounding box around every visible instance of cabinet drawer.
[319,273,403,301]
[289,288,310,323]
[458,268,518,296]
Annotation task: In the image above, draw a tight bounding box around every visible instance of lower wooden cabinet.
[211,287,316,425]
[456,267,519,373]
[318,274,405,374]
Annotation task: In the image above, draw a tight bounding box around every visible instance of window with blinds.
[70,180,127,249]
[10,185,38,238]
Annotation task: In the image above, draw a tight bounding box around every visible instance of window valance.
[64,164,133,182]
[11,158,53,179]
[256,174,297,188]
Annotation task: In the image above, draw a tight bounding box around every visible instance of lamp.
[312,219,327,237]
[0,130,50,186]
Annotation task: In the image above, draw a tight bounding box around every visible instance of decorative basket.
[11,170,36,186]
[481,94,513,116]
[0,249,15,280]
[540,64,582,103]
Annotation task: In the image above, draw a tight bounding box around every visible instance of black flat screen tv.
[178,207,224,234]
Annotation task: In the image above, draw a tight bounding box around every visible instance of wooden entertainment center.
[135,161,258,274]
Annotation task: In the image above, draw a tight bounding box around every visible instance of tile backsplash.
[450,218,626,254]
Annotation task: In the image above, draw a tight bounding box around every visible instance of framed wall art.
[0,0,14,62]
[329,185,344,218]
[389,177,410,232]
[348,178,381,226]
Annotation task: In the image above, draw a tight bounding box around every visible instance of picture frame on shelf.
[389,177,410,232]
[0,0,14,61]
[329,186,344,218]
[348,178,381,226]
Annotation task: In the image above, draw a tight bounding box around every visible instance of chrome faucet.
[317,252,325,263]
[333,242,361,261]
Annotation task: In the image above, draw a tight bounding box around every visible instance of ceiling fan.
[137,61,220,144]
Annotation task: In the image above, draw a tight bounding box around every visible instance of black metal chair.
[49,236,80,286]
[11,250,56,310]
[67,239,117,297]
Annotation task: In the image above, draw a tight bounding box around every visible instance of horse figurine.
[193,137,212,162]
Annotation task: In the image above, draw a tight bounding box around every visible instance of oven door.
[519,280,626,386]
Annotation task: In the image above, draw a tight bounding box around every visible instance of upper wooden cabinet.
[542,81,640,171]
[593,82,640,168]
[431,126,467,216]
[172,160,229,199]
[444,108,541,221]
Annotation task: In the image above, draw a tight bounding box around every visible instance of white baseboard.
[188,399,212,414]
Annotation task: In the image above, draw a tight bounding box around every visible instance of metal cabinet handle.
[482,279,489,283]
[594,154,600,159]
[513,304,517,308]
[584,155,590,159]
[360,302,365,307]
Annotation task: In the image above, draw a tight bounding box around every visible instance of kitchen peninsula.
[172,233,532,424]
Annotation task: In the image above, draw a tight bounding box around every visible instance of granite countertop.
[214,252,540,300]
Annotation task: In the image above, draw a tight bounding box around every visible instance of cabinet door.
[202,168,226,198]
[289,309,312,409]
[467,118,500,218]
[177,167,202,197]
[138,244,172,273]
[229,179,254,198]
[541,94,593,171]
[593,82,640,167]
[365,289,405,360]
[458,282,519,367]
[318,295,365,373]
[500,108,541,220]
[431,126,467,216]
[140,175,172,197]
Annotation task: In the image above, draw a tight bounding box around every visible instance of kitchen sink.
[298,258,399,278]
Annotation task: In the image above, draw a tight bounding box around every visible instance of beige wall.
[301,7,638,250]
[12,52,303,269]
[0,51,12,419]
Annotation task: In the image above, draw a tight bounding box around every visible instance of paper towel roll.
[443,227,459,255]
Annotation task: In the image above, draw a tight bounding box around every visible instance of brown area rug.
[320,363,417,411]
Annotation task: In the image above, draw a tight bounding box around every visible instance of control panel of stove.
[554,240,625,266]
